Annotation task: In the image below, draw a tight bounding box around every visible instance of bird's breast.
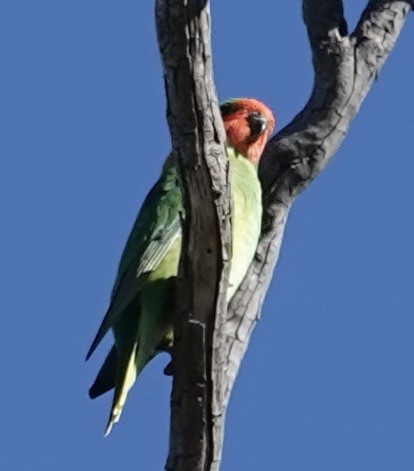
[227,154,262,300]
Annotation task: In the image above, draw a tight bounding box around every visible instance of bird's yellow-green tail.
[104,342,138,436]
[104,340,155,436]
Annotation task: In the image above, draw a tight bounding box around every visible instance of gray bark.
[155,1,232,470]
[155,1,413,470]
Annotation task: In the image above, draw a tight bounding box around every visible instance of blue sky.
[2,2,414,470]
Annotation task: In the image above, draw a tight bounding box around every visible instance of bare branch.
[303,0,348,47]
[155,1,231,470]
[222,0,412,441]
[353,1,413,73]
[156,0,412,469]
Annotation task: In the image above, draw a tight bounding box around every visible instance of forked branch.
[156,1,413,470]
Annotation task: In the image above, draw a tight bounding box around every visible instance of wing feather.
[86,157,182,360]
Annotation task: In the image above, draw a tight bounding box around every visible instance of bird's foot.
[163,360,174,376]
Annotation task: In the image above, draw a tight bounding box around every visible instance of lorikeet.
[87,98,275,435]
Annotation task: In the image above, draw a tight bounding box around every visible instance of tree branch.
[222,0,412,456]
[303,0,348,45]
[155,1,231,470]
[156,0,412,470]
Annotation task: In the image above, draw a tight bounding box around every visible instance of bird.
[86,98,275,435]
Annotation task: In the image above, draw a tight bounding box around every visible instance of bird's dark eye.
[247,112,268,141]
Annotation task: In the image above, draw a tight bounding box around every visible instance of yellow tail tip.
[104,405,122,437]
[104,422,113,437]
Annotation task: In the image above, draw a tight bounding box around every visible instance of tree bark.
[156,1,413,470]
[155,1,232,470]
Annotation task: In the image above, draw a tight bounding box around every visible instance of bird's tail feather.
[104,343,153,436]
[89,345,117,399]
[104,343,138,436]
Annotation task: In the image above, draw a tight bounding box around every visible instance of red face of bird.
[220,98,275,164]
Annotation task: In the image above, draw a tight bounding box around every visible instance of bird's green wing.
[86,156,182,360]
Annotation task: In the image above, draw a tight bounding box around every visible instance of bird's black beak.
[247,112,268,141]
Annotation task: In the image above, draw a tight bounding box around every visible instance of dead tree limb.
[155,1,232,470]
[225,0,412,447]
[156,1,413,470]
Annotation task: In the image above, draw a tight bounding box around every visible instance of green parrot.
[87,98,275,435]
